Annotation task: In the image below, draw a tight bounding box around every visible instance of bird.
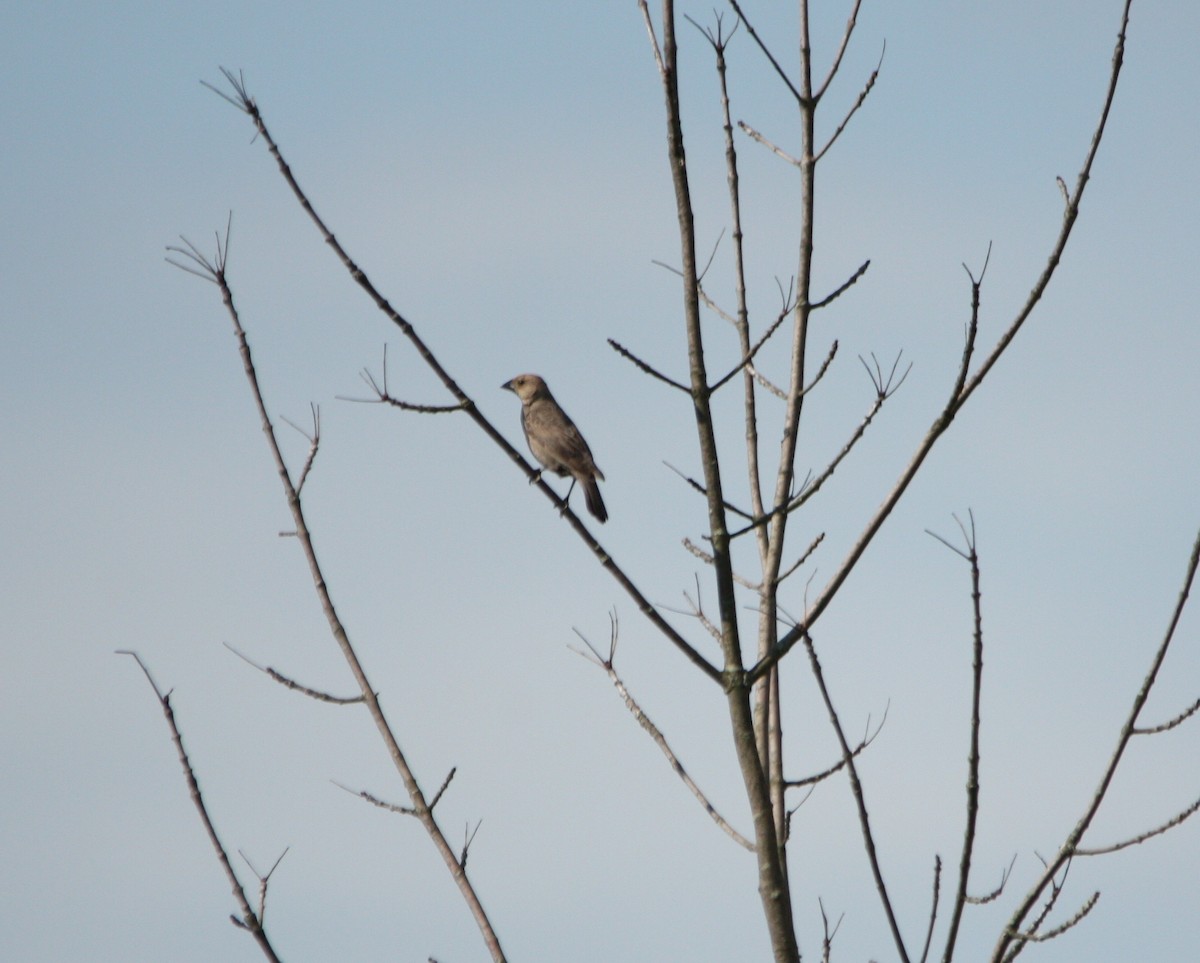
[502,373,607,523]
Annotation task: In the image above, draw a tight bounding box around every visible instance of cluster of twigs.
[125,1,1198,961]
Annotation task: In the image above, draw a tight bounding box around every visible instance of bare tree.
[133,1,1197,960]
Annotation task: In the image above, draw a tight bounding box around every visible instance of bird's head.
[502,373,549,402]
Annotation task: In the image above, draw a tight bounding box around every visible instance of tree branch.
[117,650,283,962]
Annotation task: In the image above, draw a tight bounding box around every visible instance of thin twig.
[223,642,366,704]
[608,338,690,393]
[814,41,885,164]
[738,120,801,166]
[1074,796,1200,856]
[572,616,754,851]
[811,260,870,310]
[784,699,885,787]
[664,462,754,520]
[813,0,865,102]
[728,0,805,105]
[919,856,942,963]
[1132,696,1200,735]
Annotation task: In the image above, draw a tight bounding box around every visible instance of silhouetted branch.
[918,856,942,963]
[340,345,468,413]
[814,41,885,163]
[239,848,289,928]
[774,531,826,587]
[752,1,1133,687]
[992,521,1200,961]
[167,218,511,960]
[118,650,282,962]
[784,700,885,787]
[608,338,690,392]
[728,0,804,105]
[1007,891,1100,949]
[1074,796,1200,856]
[278,404,321,495]
[665,461,754,520]
[802,632,910,962]
[1132,696,1200,735]
[813,0,865,101]
[573,615,754,850]
[811,260,870,310]
[926,511,984,962]
[738,120,801,166]
[223,642,366,704]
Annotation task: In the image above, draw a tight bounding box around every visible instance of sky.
[2,1,1198,961]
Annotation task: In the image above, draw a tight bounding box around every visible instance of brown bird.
[502,373,607,523]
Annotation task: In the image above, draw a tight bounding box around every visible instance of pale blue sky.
[2,2,1197,961]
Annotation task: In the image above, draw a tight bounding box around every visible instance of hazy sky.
[3,2,1197,961]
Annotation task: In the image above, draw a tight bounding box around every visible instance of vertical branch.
[695,10,788,875]
[928,514,985,962]
[643,2,798,959]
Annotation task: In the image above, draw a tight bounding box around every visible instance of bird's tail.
[584,476,608,523]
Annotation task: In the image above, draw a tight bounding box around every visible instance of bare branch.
[811,259,870,310]
[608,338,690,392]
[1133,696,1200,735]
[728,350,896,541]
[238,848,289,927]
[340,346,467,413]
[784,699,885,787]
[332,780,416,817]
[814,41,885,164]
[460,821,481,870]
[727,0,805,106]
[168,216,510,959]
[813,0,865,102]
[993,522,1200,961]
[919,856,942,963]
[753,2,1134,686]
[636,0,665,77]
[818,897,845,963]
[278,404,321,495]
[1007,892,1100,948]
[738,120,801,166]
[117,650,282,962]
[801,633,911,962]
[710,296,797,393]
[967,855,1016,905]
[223,642,367,705]
[665,462,754,520]
[750,364,788,400]
[774,531,826,587]
[573,617,754,850]
[928,511,985,963]
[200,68,722,686]
[1075,796,1200,856]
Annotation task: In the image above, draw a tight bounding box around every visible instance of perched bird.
[502,373,607,523]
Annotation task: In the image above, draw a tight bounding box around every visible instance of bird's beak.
[501,379,514,392]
